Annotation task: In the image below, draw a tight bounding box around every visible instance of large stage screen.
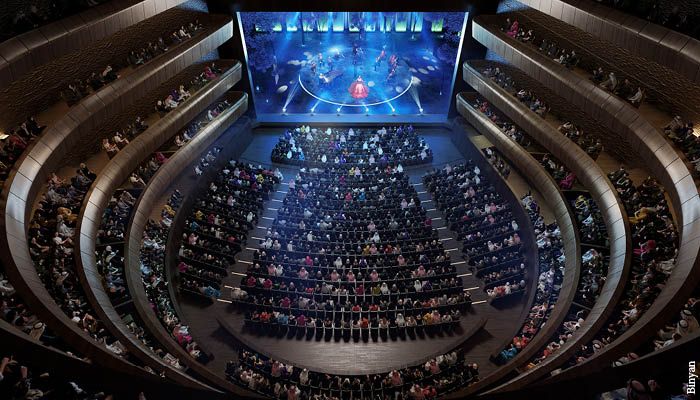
[238,12,468,122]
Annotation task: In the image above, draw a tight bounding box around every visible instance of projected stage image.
[239,12,468,120]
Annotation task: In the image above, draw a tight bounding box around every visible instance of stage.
[241,13,467,121]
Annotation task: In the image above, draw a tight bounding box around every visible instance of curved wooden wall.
[74,68,242,393]
[458,63,632,393]
[453,93,581,389]
[78,84,245,396]
[0,0,189,88]
[117,93,262,397]
[471,17,700,389]
[486,10,700,127]
[513,0,700,85]
[0,20,232,385]
[0,10,229,130]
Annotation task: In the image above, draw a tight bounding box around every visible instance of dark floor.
[177,126,530,378]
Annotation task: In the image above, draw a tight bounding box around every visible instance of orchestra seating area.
[0,1,698,399]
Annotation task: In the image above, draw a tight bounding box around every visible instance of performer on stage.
[348,76,369,99]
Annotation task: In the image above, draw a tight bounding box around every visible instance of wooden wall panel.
[514,0,700,85]
[0,0,190,88]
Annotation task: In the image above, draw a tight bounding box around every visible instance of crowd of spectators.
[28,163,138,358]
[127,21,203,67]
[155,63,222,116]
[174,99,233,149]
[235,164,466,340]
[493,193,564,365]
[561,167,678,368]
[97,190,136,302]
[226,347,479,400]
[424,161,525,304]
[483,147,511,179]
[0,116,45,185]
[469,88,615,371]
[480,66,605,161]
[271,125,432,166]
[140,190,211,363]
[101,63,226,161]
[572,194,607,246]
[101,116,148,159]
[94,183,186,371]
[663,115,700,177]
[61,20,204,106]
[525,200,610,368]
[499,18,645,108]
[650,297,698,351]
[591,68,644,108]
[471,96,579,190]
[0,354,111,400]
[0,272,58,348]
[178,161,281,301]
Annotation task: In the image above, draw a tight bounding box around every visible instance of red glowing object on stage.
[348,76,369,99]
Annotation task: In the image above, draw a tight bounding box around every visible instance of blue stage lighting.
[310,100,321,113]
[282,107,287,113]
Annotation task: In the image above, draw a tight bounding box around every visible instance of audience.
[226,347,479,399]
[178,161,281,300]
[663,115,700,177]
[564,168,678,368]
[497,17,645,108]
[424,162,526,301]
[0,355,111,399]
[493,193,565,365]
[0,116,46,185]
[140,190,211,364]
[483,147,511,179]
[28,163,135,358]
[479,67,604,160]
[271,125,432,166]
[61,20,204,106]
[234,163,467,339]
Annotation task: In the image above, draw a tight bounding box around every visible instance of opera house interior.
[0,0,698,399]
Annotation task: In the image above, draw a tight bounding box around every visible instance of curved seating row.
[217,312,487,377]
[121,103,267,398]
[74,79,244,392]
[456,62,632,394]
[491,10,700,132]
[470,15,700,392]
[512,0,700,85]
[81,91,245,392]
[0,0,190,88]
[10,62,238,394]
[452,94,582,391]
[0,25,234,398]
[0,318,209,398]
[0,9,229,131]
